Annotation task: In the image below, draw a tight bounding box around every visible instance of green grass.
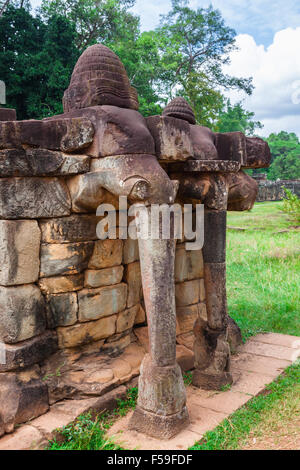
[226,201,300,341]
[47,387,138,450]
[189,361,300,450]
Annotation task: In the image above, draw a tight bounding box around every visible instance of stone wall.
[0,123,204,434]
[256,178,300,202]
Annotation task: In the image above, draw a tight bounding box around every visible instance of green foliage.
[266,131,300,180]
[154,0,253,124]
[183,371,193,386]
[40,0,138,52]
[282,188,300,224]
[216,99,263,135]
[115,386,138,416]
[48,412,122,450]
[47,386,138,450]
[220,383,232,392]
[109,31,164,117]
[0,4,79,119]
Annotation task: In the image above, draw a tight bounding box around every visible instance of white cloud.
[224,28,300,137]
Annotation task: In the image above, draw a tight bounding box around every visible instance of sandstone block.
[40,242,94,277]
[101,332,131,356]
[176,331,194,351]
[0,332,58,372]
[78,283,127,321]
[0,366,49,433]
[57,315,116,348]
[67,172,119,213]
[124,261,142,307]
[84,265,124,288]
[0,108,16,121]
[175,244,204,282]
[86,369,114,384]
[176,345,194,372]
[215,131,246,164]
[176,304,198,334]
[0,177,71,219]
[111,358,132,379]
[0,148,89,177]
[38,274,84,295]
[88,239,123,269]
[116,305,140,333]
[134,305,146,325]
[0,424,45,450]
[134,326,149,352]
[190,124,218,160]
[244,136,271,168]
[47,292,78,327]
[198,302,208,321]
[121,343,145,370]
[39,214,100,243]
[0,220,40,286]
[123,238,139,264]
[146,115,193,161]
[0,117,94,152]
[0,284,46,344]
[175,279,201,306]
[61,106,155,157]
[199,279,205,301]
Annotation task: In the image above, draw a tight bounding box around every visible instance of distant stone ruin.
[253,174,300,201]
[0,44,271,440]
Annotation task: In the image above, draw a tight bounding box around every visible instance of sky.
[30,0,300,137]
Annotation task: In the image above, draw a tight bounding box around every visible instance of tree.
[0,4,78,119]
[40,0,139,52]
[0,0,30,16]
[216,100,263,135]
[154,0,253,125]
[110,31,165,117]
[266,132,300,180]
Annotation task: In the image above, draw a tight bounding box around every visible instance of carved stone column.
[192,208,233,389]
[129,208,189,438]
[169,165,234,390]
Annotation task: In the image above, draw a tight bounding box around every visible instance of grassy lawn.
[226,201,300,340]
[48,201,299,451]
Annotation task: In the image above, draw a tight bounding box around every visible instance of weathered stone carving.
[63,44,138,112]
[162,97,270,390]
[0,44,270,439]
[162,97,196,124]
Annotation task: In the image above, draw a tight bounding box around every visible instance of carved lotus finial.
[63,44,139,112]
[162,97,196,124]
